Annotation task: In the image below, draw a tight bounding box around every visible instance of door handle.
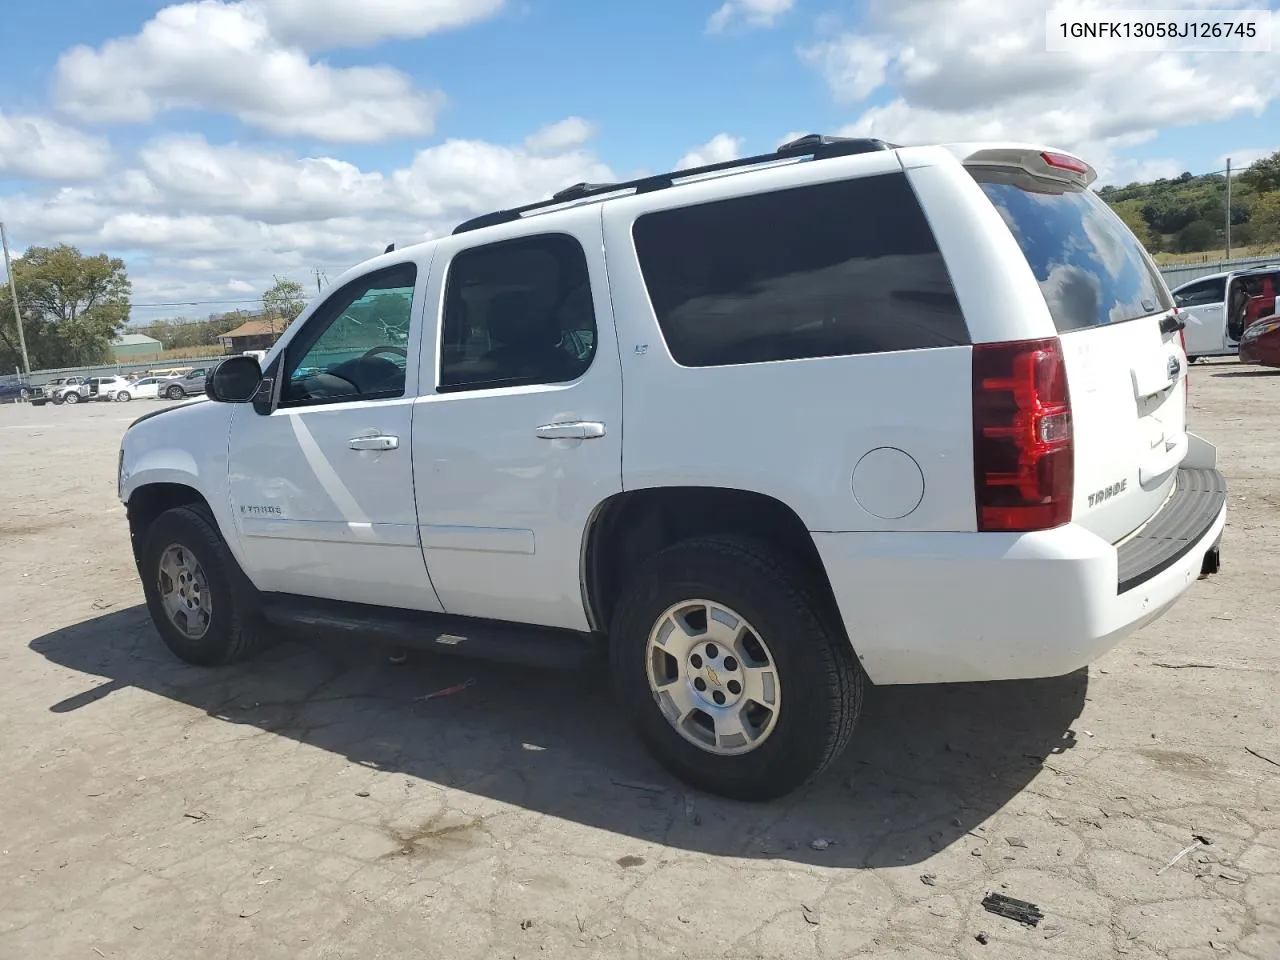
[349,435,399,451]
[535,421,606,440]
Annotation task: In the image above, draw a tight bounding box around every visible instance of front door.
[411,209,623,631]
[1174,275,1227,356]
[227,257,443,611]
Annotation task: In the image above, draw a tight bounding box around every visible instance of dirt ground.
[1,366,1277,960]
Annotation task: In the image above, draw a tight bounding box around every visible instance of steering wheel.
[361,345,408,361]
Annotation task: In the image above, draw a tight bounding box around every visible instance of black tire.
[1187,356,1200,364]
[166,385,185,400]
[609,536,863,801]
[115,391,131,402]
[63,391,80,404]
[139,504,267,666]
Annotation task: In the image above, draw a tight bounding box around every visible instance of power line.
[128,296,281,309]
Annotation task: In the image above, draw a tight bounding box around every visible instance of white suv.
[118,135,1226,800]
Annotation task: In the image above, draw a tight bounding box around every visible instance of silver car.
[158,366,214,400]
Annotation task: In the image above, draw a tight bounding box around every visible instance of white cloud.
[1218,147,1280,171]
[0,120,614,322]
[524,117,597,155]
[256,0,504,49]
[676,134,743,170]
[0,112,112,180]
[53,0,441,142]
[810,0,1280,172]
[800,35,891,104]
[707,0,794,33]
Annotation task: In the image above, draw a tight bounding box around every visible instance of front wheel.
[610,536,863,801]
[115,391,131,402]
[166,385,185,400]
[63,391,80,404]
[140,505,267,666]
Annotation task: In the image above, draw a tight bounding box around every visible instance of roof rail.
[452,134,897,235]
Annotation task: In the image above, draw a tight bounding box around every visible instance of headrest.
[488,290,553,348]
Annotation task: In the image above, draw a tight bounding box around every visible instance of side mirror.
[206,356,262,403]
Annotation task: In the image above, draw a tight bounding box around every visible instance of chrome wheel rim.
[645,599,781,756]
[157,544,212,639]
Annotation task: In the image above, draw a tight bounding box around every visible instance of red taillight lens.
[1041,151,1089,175]
[973,337,1074,532]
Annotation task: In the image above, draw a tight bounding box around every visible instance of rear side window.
[632,173,968,367]
[973,168,1172,333]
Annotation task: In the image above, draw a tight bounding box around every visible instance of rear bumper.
[815,465,1226,686]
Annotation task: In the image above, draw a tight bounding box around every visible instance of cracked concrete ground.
[1,362,1277,960]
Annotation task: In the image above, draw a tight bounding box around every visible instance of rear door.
[411,207,623,631]
[970,166,1184,544]
[1173,276,1227,356]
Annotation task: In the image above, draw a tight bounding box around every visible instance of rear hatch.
[969,162,1184,545]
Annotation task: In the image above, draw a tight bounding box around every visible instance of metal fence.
[13,355,226,387]
[1158,253,1280,288]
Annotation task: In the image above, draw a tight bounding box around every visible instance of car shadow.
[1210,368,1280,378]
[30,607,1086,868]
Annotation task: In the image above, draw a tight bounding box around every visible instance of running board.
[260,594,601,670]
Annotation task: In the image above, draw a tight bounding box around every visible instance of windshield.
[972,167,1171,333]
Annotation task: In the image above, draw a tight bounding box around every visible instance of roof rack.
[452,134,898,235]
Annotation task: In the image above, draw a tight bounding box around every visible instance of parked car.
[91,376,135,401]
[124,376,165,400]
[43,377,89,404]
[118,135,1225,801]
[0,377,31,403]
[1237,314,1280,367]
[1172,265,1280,360]
[157,366,213,400]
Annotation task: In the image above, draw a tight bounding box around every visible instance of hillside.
[1099,151,1280,259]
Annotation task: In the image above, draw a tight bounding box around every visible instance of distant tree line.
[1101,151,1280,254]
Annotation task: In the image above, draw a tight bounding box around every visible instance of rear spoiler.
[941,143,1098,188]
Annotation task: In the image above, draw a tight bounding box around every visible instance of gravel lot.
[1,365,1277,960]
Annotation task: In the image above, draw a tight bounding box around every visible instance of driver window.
[281,263,417,407]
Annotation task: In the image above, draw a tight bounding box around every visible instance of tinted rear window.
[974,168,1171,333]
[632,172,968,367]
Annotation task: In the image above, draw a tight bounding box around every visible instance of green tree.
[0,244,130,370]
[1250,192,1280,244]
[1111,199,1155,249]
[1239,152,1280,194]
[262,276,306,333]
[1172,219,1218,253]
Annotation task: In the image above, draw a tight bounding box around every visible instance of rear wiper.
[1159,312,1186,335]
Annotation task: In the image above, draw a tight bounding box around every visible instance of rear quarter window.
[632,172,969,367]
[973,167,1171,333]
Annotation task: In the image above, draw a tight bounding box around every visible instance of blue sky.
[0,0,1277,321]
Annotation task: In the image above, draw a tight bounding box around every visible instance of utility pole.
[0,220,30,375]
[312,268,327,294]
[1225,157,1232,260]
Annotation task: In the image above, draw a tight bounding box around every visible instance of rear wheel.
[63,391,80,404]
[166,384,185,400]
[140,505,267,666]
[610,536,862,801]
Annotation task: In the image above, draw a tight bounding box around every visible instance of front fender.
[119,400,246,571]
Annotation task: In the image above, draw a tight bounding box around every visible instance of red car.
[1238,314,1280,367]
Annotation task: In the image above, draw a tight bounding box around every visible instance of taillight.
[972,337,1074,532]
[1041,151,1089,175]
